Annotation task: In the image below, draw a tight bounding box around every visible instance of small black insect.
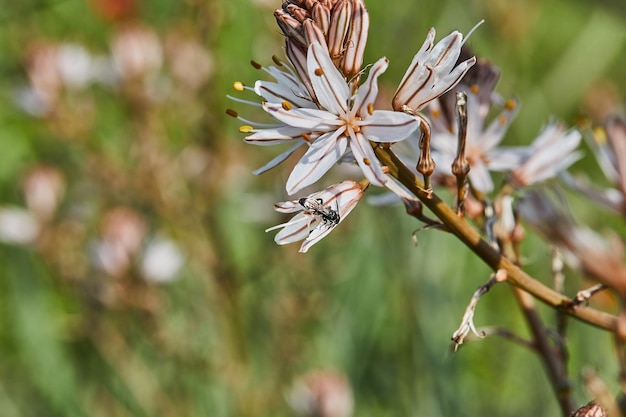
[298,197,340,225]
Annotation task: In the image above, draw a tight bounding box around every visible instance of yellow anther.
[282,101,293,110]
[233,81,245,91]
[367,103,374,115]
[314,68,324,76]
[239,125,254,133]
[272,55,284,66]
[302,133,311,142]
[431,109,441,119]
[498,115,507,126]
[363,158,371,165]
[505,99,517,111]
[470,84,480,94]
[593,126,607,145]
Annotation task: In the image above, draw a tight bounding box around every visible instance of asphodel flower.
[392,24,480,113]
[562,116,626,213]
[427,59,521,194]
[240,41,419,195]
[509,122,582,188]
[266,180,364,253]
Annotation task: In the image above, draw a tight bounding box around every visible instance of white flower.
[562,116,626,213]
[266,180,363,252]
[392,24,480,113]
[243,42,419,195]
[510,122,582,188]
[429,89,521,193]
[0,207,40,245]
[141,237,185,283]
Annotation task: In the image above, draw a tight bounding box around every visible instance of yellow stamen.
[594,126,607,145]
[470,84,480,94]
[505,99,517,111]
[367,103,374,115]
[239,125,254,133]
[431,109,441,119]
[314,68,324,76]
[302,133,311,142]
[282,101,293,110]
[498,115,507,126]
[233,81,245,91]
[363,158,370,165]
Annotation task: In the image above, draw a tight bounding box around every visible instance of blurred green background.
[0,0,625,416]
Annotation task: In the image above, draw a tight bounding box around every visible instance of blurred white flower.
[92,207,146,277]
[56,43,94,90]
[562,116,626,213]
[510,122,582,188]
[141,237,184,283]
[287,370,353,417]
[0,207,40,245]
[22,166,65,221]
[111,24,163,81]
[429,90,520,193]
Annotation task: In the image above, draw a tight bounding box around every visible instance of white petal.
[361,111,419,142]
[274,200,303,213]
[252,141,305,175]
[480,96,520,151]
[468,161,494,193]
[487,147,528,171]
[352,56,388,117]
[427,31,462,72]
[307,42,350,115]
[286,129,348,195]
[394,28,435,97]
[255,79,313,108]
[274,213,319,244]
[245,126,309,145]
[349,131,386,186]
[263,102,341,131]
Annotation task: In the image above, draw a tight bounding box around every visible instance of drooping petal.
[274,213,320,244]
[245,126,310,145]
[252,141,306,175]
[274,200,304,213]
[299,180,364,252]
[348,131,386,186]
[307,42,350,115]
[360,110,419,142]
[263,102,342,131]
[286,128,348,195]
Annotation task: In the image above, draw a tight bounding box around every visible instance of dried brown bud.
[340,0,369,77]
[311,2,331,34]
[327,0,352,61]
[275,9,307,47]
[303,19,327,48]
